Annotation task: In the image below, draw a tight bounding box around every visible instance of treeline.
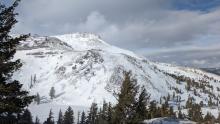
[20,72,175,124]
[163,70,219,104]
[185,96,220,123]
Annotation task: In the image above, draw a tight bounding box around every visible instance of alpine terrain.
[13,33,220,121]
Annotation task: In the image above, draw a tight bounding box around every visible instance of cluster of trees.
[10,107,74,124]
[184,96,220,123]
[43,108,74,124]
[30,72,178,124]
[33,87,56,105]
[31,71,220,124]
[193,105,220,123]
[168,73,218,101]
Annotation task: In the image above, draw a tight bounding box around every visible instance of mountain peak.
[52,32,110,51]
[14,32,220,108]
[54,32,102,41]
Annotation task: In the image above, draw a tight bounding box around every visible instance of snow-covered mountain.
[13,33,220,108]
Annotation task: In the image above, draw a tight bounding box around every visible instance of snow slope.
[143,117,196,124]
[13,33,220,120]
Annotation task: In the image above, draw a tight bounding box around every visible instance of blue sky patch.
[172,0,220,11]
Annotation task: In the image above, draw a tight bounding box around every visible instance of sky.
[5,0,220,68]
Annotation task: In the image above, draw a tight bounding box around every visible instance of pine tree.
[203,112,215,123]
[0,0,34,122]
[113,71,139,124]
[43,109,55,124]
[148,101,157,119]
[80,111,86,124]
[208,96,213,107]
[107,102,112,124]
[97,108,102,124]
[168,106,175,118]
[216,112,220,123]
[77,111,80,124]
[49,87,56,99]
[97,100,108,124]
[18,109,33,124]
[186,97,193,109]
[33,74,37,84]
[63,106,74,124]
[161,98,169,117]
[172,92,175,100]
[188,103,203,122]
[57,110,63,124]
[35,116,40,124]
[177,107,184,119]
[186,81,191,91]
[155,106,162,118]
[34,93,40,105]
[30,75,33,88]
[199,101,204,107]
[86,102,98,124]
[133,86,150,122]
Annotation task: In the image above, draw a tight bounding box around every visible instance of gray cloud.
[12,0,220,67]
[14,0,220,47]
[146,48,220,68]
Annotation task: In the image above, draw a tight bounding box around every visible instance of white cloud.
[11,0,220,67]
[14,0,220,48]
[77,11,109,32]
[192,60,206,65]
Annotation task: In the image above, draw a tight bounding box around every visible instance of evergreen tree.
[49,87,56,99]
[168,106,175,118]
[208,96,213,107]
[186,81,191,91]
[216,112,220,123]
[113,71,139,124]
[35,116,40,124]
[30,75,33,88]
[86,102,98,124]
[80,111,86,124]
[133,86,150,122]
[97,100,108,124]
[97,108,102,124]
[148,101,158,119]
[57,110,63,124]
[63,106,74,124]
[0,0,34,122]
[188,103,203,122]
[177,107,184,119]
[199,101,204,107]
[19,109,33,124]
[34,93,40,105]
[107,102,113,124]
[33,74,37,84]
[203,112,215,123]
[77,111,80,124]
[161,100,169,117]
[155,106,162,118]
[43,109,55,124]
[186,97,194,109]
